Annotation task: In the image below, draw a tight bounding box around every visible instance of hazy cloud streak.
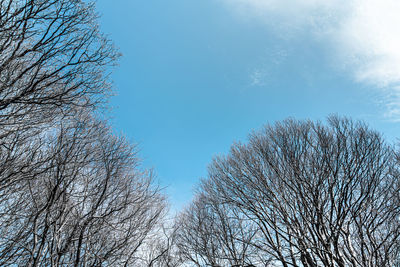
[223,0,400,117]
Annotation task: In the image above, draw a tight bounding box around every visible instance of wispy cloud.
[249,47,288,87]
[222,0,400,118]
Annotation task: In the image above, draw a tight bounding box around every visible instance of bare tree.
[0,0,117,134]
[0,1,171,266]
[0,115,167,266]
[176,192,271,267]
[183,116,400,267]
[140,221,184,267]
[0,0,119,202]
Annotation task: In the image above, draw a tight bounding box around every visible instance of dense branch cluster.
[175,117,400,267]
[0,1,166,266]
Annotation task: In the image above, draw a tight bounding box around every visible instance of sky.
[96,0,400,211]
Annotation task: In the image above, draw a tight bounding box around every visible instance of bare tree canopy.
[0,0,118,133]
[0,1,169,266]
[177,116,400,267]
[0,114,167,266]
[176,193,269,267]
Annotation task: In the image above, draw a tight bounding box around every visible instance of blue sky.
[96,0,400,210]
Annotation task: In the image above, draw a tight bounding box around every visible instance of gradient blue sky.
[96,0,400,210]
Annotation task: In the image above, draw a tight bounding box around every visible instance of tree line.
[0,0,166,266]
[1,1,400,266]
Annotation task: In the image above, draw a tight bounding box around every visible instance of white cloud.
[339,0,400,87]
[223,0,348,35]
[222,0,400,117]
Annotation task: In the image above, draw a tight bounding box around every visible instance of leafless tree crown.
[0,1,168,266]
[176,116,400,267]
[0,0,118,133]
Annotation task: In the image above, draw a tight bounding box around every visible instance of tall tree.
[0,115,167,266]
[179,116,400,267]
[0,0,117,135]
[176,193,269,267]
[0,1,168,266]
